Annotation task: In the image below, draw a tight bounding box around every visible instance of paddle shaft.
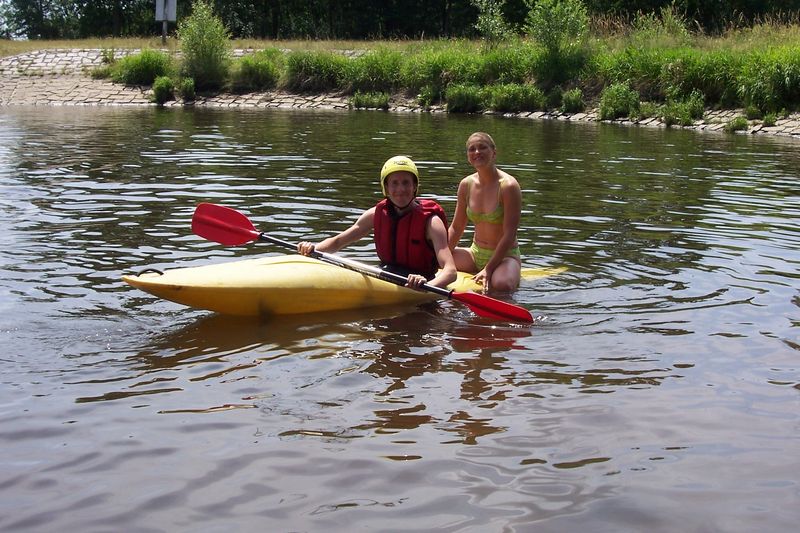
[258,233,453,298]
[191,202,533,323]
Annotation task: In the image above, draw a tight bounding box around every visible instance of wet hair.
[466,131,496,150]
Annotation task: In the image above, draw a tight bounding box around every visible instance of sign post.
[155,0,177,45]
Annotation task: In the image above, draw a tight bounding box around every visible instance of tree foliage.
[3,0,800,40]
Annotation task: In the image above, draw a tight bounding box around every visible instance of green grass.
[110,49,173,85]
[283,49,348,93]
[487,83,546,112]
[229,48,282,92]
[723,116,750,132]
[445,84,485,113]
[6,18,800,114]
[344,48,405,93]
[349,91,390,110]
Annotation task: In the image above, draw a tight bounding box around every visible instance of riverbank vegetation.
[5,0,800,125]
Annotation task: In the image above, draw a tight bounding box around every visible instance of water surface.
[0,107,798,532]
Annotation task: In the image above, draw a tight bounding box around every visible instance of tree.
[5,0,81,39]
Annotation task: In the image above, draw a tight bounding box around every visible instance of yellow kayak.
[123,254,565,317]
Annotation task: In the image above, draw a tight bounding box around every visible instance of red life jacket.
[373,198,448,279]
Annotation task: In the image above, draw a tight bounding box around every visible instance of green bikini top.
[466,177,504,224]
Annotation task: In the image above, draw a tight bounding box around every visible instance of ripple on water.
[0,108,798,532]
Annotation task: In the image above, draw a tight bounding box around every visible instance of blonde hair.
[466,131,496,150]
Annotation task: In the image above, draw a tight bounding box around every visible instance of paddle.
[191,203,534,323]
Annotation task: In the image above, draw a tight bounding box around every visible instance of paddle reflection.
[357,307,534,443]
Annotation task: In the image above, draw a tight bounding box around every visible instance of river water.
[0,106,797,532]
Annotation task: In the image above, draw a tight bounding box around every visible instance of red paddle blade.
[451,291,533,323]
[191,203,261,246]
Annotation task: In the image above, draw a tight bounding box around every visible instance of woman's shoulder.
[457,173,476,192]
[499,170,521,189]
[461,173,478,187]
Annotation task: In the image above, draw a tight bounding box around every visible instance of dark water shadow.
[130,304,425,371]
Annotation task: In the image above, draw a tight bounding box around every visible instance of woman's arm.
[448,178,469,249]
[483,176,521,274]
[426,215,458,289]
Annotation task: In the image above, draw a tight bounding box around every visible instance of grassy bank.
[6,17,800,120]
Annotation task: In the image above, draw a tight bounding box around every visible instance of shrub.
[662,102,693,126]
[599,82,640,120]
[177,77,196,101]
[100,48,116,65]
[536,46,591,88]
[723,116,749,133]
[524,0,588,57]
[230,49,281,92]
[561,87,585,113]
[178,0,231,91]
[471,0,516,45]
[417,86,438,107]
[545,87,562,109]
[524,0,590,87]
[445,84,486,113]
[111,49,172,85]
[349,91,390,110]
[488,83,546,112]
[762,112,777,126]
[283,50,348,93]
[634,101,662,120]
[152,75,174,105]
[684,89,705,117]
[745,105,762,119]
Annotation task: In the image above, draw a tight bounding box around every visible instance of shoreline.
[3,49,800,139]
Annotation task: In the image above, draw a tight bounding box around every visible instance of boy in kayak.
[448,132,522,292]
[297,155,457,291]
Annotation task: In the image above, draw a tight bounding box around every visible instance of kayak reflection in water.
[297,155,457,291]
[448,132,522,292]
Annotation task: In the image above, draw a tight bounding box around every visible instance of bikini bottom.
[470,241,520,270]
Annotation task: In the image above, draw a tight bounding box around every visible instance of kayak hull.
[124,255,464,316]
[122,254,565,317]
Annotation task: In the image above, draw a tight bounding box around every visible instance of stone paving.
[2,48,800,139]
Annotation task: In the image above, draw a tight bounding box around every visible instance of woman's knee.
[490,276,518,292]
[491,263,521,291]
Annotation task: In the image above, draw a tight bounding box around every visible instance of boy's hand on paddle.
[297,241,315,256]
[405,274,427,291]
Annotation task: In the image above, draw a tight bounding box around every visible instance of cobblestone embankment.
[2,49,800,139]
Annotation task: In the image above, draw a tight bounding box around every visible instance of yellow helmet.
[380,155,419,197]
